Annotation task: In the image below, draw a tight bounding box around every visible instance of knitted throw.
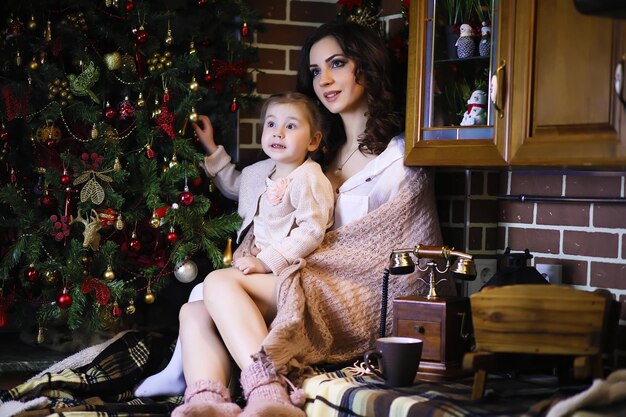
[234,167,453,383]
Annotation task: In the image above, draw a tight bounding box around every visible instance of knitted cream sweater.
[233,167,453,383]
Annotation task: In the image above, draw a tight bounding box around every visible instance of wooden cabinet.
[405,0,626,167]
[393,296,471,381]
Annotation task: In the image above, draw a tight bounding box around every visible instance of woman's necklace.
[334,146,360,175]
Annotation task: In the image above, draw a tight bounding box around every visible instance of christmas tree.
[0,0,259,335]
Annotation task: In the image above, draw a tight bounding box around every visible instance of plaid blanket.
[0,331,583,417]
[0,331,182,417]
[301,367,577,417]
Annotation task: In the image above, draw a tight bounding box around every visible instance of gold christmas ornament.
[27,15,37,31]
[150,211,160,228]
[168,153,178,168]
[144,288,155,304]
[136,92,145,108]
[113,157,122,171]
[125,300,136,314]
[44,270,59,284]
[115,213,125,230]
[29,57,39,70]
[44,20,52,42]
[91,123,99,139]
[37,326,45,344]
[104,51,122,71]
[104,265,115,281]
[189,40,196,54]
[189,76,199,91]
[189,107,198,123]
[164,18,174,45]
[222,237,233,266]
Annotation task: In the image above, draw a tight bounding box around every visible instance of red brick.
[498,201,533,223]
[290,2,337,23]
[289,49,302,72]
[256,73,297,94]
[248,0,287,20]
[533,257,587,286]
[239,122,253,145]
[507,227,560,254]
[239,101,263,120]
[470,171,484,195]
[258,48,286,70]
[452,200,465,223]
[257,23,317,46]
[563,230,619,258]
[435,171,466,195]
[436,199,450,223]
[468,227,483,251]
[594,205,626,228]
[441,226,464,251]
[487,172,500,196]
[590,261,626,289]
[510,173,563,196]
[623,235,626,259]
[566,175,623,198]
[536,203,589,227]
[470,199,498,223]
[485,227,497,251]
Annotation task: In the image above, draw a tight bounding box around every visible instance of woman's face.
[308,36,367,116]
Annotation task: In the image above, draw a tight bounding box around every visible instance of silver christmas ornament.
[174,260,198,283]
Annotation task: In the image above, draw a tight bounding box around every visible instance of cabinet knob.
[413,325,425,334]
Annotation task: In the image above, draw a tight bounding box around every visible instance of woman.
[137,21,448,417]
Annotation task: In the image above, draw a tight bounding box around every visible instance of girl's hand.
[192,114,218,155]
[232,256,271,275]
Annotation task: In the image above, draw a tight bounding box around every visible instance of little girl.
[198,91,334,277]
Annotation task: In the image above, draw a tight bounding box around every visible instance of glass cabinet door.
[405,0,509,166]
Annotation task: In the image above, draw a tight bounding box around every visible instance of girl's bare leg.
[134,283,204,397]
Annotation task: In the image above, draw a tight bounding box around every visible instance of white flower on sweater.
[265,177,291,206]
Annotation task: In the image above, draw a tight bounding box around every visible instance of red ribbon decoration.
[467,103,487,112]
[155,104,176,139]
[81,277,111,305]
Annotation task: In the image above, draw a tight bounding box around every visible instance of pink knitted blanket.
[234,167,453,382]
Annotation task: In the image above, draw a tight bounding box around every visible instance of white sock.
[134,283,205,397]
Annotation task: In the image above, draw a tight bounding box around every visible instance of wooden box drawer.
[396,319,441,361]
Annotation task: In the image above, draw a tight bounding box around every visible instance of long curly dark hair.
[296,21,404,170]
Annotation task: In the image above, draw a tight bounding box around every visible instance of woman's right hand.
[192,114,218,155]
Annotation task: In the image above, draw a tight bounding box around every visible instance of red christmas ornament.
[129,233,142,252]
[229,98,238,113]
[25,266,39,283]
[191,176,202,187]
[197,0,207,5]
[179,189,194,206]
[0,128,9,142]
[40,192,56,208]
[203,71,213,83]
[57,289,73,309]
[112,302,122,317]
[103,103,118,122]
[0,311,6,328]
[134,27,149,45]
[60,173,71,186]
[146,145,156,159]
[124,0,135,12]
[241,22,249,37]
[167,228,178,244]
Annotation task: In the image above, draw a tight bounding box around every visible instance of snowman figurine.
[460,90,487,126]
[455,23,475,58]
[479,22,491,57]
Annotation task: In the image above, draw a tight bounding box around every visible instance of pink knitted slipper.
[171,379,242,417]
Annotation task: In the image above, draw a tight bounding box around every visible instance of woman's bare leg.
[134,283,204,397]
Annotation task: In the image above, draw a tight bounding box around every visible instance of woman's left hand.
[232,256,271,275]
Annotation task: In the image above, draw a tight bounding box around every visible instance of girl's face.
[308,36,367,116]
[261,102,321,169]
